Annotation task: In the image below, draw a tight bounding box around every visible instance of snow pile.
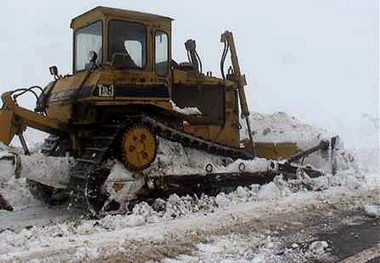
[0,142,18,183]
[240,112,358,174]
[1,177,39,210]
[0,143,72,210]
[170,100,202,115]
[364,205,380,218]
[20,153,73,188]
[145,138,269,176]
[145,138,226,176]
[241,112,329,150]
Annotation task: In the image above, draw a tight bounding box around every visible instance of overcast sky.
[0,0,378,149]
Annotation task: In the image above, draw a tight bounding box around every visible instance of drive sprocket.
[120,124,158,171]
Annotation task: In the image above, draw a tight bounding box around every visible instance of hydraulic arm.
[0,92,65,148]
[220,31,257,156]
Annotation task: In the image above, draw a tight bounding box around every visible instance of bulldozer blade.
[149,171,278,199]
[0,193,13,211]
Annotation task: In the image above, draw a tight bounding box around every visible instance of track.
[27,115,327,217]
[66,115,254,216]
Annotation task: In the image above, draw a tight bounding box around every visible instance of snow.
[0,111,378,262]
[20,154,73,189]
[103,161,145,210]
[170,100,202,115]
[241,112,330,150]
[308,240,329,256]
[145,138,269,177]
[364,205,380,218]
[145,137,228,176]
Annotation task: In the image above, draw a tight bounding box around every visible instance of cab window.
[74,21,102,72]
[155,31,169,76]
[109,21,146,69]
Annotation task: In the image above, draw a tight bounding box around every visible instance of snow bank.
[0,147,378,261]
[0,143,72,210]
[240,112,359,174]
[241,112,329,150]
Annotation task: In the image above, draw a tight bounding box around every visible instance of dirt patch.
[76,240,195,263]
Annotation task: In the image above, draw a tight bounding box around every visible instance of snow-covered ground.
[0,112,379,262]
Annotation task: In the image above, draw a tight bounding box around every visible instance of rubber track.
[67,116,254,214]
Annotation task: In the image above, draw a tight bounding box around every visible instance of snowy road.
[1,180,379,262]
[0,206,81,233]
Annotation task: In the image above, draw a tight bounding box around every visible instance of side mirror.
[85,51,98,70]
[88,51,98,63]
[49,65,59,79]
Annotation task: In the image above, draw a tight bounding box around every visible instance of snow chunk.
[364,205,380,218]
[20,153,73,189]
[74,247,101,261]
[257,182,281,202]
[170,100,202,115]
[0,143,19,183]
[308,241,329,256]
[215,193,232,208]
[1,177,39,209]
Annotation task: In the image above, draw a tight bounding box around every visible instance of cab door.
[154,30,172,96]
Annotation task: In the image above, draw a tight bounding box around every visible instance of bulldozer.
[0,7,330,215]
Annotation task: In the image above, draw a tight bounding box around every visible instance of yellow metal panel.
[242,140,299,160]
[0,108,17,145]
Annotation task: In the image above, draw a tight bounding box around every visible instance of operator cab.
[71,6,172,77]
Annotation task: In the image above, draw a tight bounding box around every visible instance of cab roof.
[71,6,173,30]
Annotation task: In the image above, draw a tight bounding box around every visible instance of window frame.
[73,20,103,73]
[108,19,148,70]
[154,30,170,77]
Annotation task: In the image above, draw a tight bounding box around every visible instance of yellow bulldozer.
[0,7,331,215]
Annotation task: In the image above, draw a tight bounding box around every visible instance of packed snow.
[0,111,378,262]
[241,112,330,150]
[170,100,202,115]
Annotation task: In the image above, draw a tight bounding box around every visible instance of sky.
[0,0,378,149]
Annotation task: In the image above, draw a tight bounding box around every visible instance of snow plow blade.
[268,137,338,179]
[149,171,278,199]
